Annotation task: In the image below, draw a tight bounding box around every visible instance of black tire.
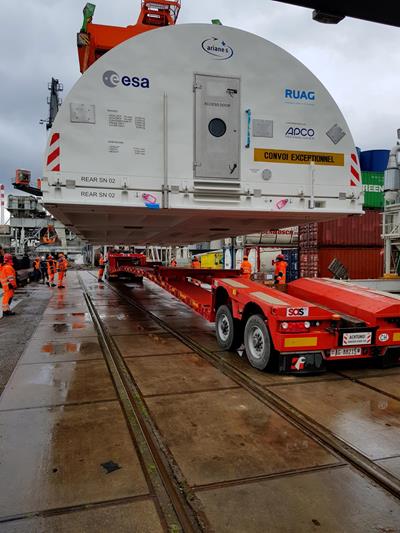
[244,314,271,370]
[215,304,242,351]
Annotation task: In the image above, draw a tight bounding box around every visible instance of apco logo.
[285,123,315,140]
[201,37,233,60]
[286,307,309,317]
[102,70,150,88]
[285,89,315,104]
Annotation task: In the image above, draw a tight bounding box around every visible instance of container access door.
[194,75,240,186]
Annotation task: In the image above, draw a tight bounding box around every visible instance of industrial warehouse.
[0,1,400,532]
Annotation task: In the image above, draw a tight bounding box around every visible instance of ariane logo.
[285,89,315,103]
[285,124,315,139]
[103,70,150,88]
[202,37,233,60]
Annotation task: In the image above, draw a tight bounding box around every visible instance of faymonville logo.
[201,37,233,60]
[102,70,150,88]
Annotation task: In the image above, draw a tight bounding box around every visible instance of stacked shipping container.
[299,149,388,280]
[299,211,383,279]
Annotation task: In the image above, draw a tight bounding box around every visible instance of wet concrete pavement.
[1,271,399,531]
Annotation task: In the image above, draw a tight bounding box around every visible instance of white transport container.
[42,23,362,245]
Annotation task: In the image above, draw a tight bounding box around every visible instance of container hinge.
[193,161,201,170]
[193,83,202,92]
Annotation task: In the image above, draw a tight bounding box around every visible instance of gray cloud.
[1,0,399,195]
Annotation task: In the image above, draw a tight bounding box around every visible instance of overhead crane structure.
[77,0,181,73]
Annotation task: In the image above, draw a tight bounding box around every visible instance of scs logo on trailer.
[286,307,309,317]
[102,70,150,88]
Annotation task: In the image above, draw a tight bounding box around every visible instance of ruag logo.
[285,123,315,140]
[102,70,150,88]
[201,37,233,60]
[284,88,315,104]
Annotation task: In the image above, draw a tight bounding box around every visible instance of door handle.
[229,163,237,174]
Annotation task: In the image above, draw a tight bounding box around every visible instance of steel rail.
[79,274,205,533]
[95,274,400,501]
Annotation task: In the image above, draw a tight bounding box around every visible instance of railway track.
[82,271,400,507]
[79,273,206,533]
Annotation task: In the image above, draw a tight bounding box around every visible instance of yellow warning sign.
[254,148,344,166]
[284,337,318,348]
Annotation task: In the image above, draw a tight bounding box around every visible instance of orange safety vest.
[192,260,201,269]
[171,259,177,267]
[34,257,41,270]
[0,264,17,290]
[99,256,105,267]
[47,257,56,274]
[240,260,252,277]
[274,261,287,285]
[57,256,68,272]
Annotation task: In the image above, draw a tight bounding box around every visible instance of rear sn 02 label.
[342,332,372,346]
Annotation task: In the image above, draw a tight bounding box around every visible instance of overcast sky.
[1,0,399,196]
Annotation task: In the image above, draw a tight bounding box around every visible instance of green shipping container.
[362,171,384,209]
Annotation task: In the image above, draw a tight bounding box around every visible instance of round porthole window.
[208,118,227,138]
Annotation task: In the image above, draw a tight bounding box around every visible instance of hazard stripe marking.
[50,132,60,146]
[47,147,60,166]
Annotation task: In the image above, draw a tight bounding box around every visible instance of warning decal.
[254,148,344,166]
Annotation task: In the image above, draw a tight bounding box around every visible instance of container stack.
[298,149,388,280]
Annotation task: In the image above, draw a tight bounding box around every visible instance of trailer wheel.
[215,305,242,351]
[244,314,271,370]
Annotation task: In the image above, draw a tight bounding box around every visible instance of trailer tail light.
[280,321,311,333]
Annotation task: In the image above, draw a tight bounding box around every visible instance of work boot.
[3,310,16,316]
[46,281,50,286]
[58,285,66,289]
[51,284,56,287]
[98,279,104,283]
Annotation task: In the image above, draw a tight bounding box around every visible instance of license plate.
[342,332,372,346]
[330,347,362,357]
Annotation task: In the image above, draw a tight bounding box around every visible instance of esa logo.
[286,307,309,317]
[285,124,315,139]
[284,89,315,103]
[102,70,150,88]
[201,37,233,60]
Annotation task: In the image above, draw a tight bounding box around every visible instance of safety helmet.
[4,253,13,264]
[276,254,285,261]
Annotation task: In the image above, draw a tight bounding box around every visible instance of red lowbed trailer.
[122,263,400,374]
[106,252,147,281]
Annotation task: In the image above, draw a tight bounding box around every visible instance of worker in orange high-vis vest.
[57,253,68,289]
[170,258,177,267]
[274,254,288,285]
[191,256,201,269]
[98,254,106,282]
[240,255,252,279]
[0,254,17,316]
[33,256,41,282]
[46,254,56,287]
